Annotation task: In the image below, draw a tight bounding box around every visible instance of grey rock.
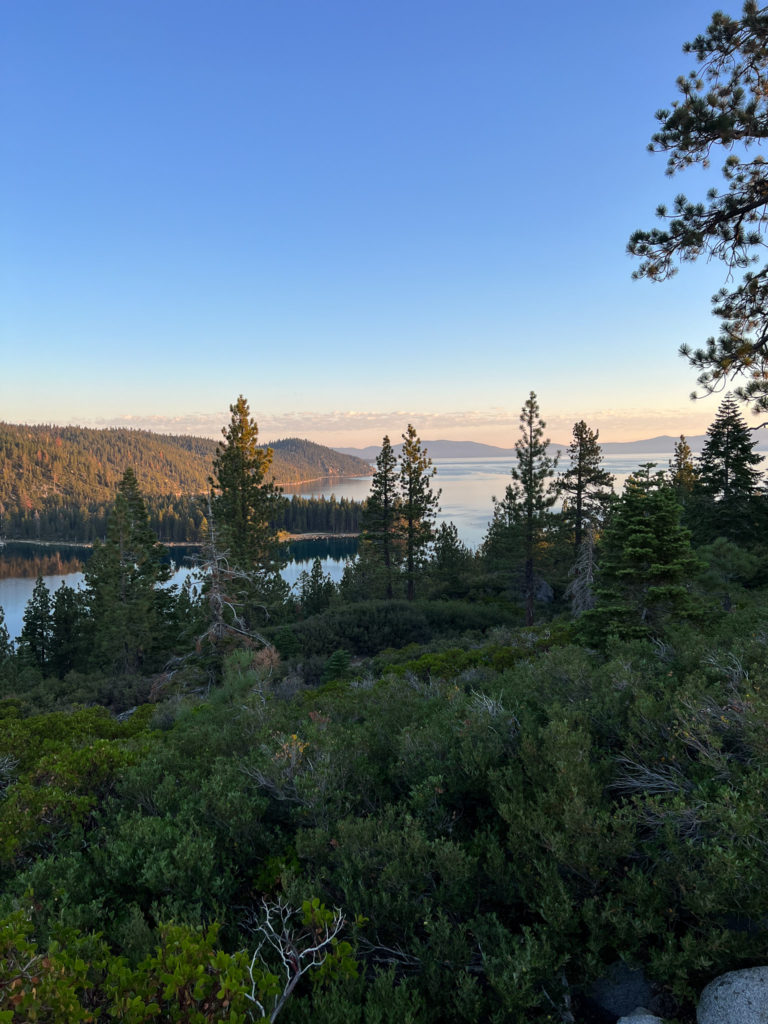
[697,966,768,1024]
[617,1010,664,1024]
[589,961,654,1017]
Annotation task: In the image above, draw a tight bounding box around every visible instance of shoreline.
[1,532,360,551]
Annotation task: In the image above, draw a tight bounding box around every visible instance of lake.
[0,537,359,644]
[0,451,706,642]
[284,452,679,549]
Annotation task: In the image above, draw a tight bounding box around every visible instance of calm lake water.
[0,452,718,642]
[0,538,359,644]
[285,452,678,549]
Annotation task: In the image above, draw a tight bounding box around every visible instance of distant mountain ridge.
[336,432,768,460]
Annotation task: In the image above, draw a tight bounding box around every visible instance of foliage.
[1,598,768,1020]
[397,426,440,602]
[17,577,52,673]
[558,419,613,556]
[0,421,369,544]
[0,607,12,667]
[668,434,698,501]
[2,400,768,1022]
[284,599,511,660]
[581,466,702,644]
[628,1,768,412]
[692,393,767,546]
[83,469,174,675]
[49,583,85,679]
[425,522,475,599]
[483,392,559,625]
[697,535,762,611]
[295,559,336,617]
[360,435,400,599]
[0,910,263,1023]
[279,496,362,536]
[209,397,287,614]
[0,705,152,870]
[699,394,764,498]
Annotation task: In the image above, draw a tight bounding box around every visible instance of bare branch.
[244,897,346,1023]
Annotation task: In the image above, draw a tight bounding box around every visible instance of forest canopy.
[0,423,371,543]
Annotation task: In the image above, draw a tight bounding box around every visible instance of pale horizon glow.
[33,401,748,449]
[3,0,766,446]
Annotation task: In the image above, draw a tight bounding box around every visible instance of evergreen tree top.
[509,392,559,515]
[699,393,764,498]
[559,420,613,495]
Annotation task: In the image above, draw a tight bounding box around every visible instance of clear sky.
[1,0,761,447]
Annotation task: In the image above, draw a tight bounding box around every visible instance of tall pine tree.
[360,435,400,599]
[699,395,763,499]
[696,394,765,542]
[209,396,287,615]
[559,420,613,556]
[398,425,440,602]
[668,435,698,500]
[85,468,171,674]
[485,392,558,625]
[50,582,86,679]
[18,576,52,673]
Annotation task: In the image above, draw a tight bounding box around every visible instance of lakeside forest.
[5,4,768,1020]
[0,424,371,546]
[0,381,767,1023]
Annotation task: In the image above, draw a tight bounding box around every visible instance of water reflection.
[0,545,355,643]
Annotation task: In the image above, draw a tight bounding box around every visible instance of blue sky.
[1,0,759,446]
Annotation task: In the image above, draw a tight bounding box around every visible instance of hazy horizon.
[5,412,763,452]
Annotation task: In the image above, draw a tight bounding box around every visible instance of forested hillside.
[268,437,373,482]
[0,424,370,542]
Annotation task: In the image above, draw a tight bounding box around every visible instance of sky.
[2,0,763,447]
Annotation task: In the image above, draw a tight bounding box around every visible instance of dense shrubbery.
[279,599,513,660]
[1,589,767,1021]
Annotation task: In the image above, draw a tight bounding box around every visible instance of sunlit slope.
[0,423,371,511]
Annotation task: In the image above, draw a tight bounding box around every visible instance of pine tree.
[486,392,558,626]
[699,395,763,500]
[360,435,400,599]
[628,3,768,413]
[296,557,335,616]
[668,435,698,500]
[559,420,613,556]
[582,466,701,643]
[398,425,440,602]
[696,394,765,542]
[84,468,171,673]
[209,396,286,612]
[429,521,474,599]
[50,582,85,678]
[19,576,52,673]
